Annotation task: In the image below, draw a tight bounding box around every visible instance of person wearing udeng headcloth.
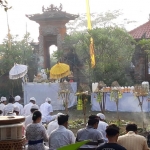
[0,96,7,115]
[14,95,24,115]
[24,104,39,129]
[97,113,108,142]
[23,97,39,116]
[3,95,19,116]
[40,97,56,124]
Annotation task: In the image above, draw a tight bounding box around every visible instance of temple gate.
[26,4,78,71]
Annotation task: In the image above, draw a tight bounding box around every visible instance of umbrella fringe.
[50,70,71,79]
[9,70,27,79]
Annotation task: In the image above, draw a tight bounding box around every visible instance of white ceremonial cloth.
[14,102,24,115]
[23,102,39,116]
[47,119,59,136]
[40,102,53,122]
[49,125,75,149]
[97,121,108,142]
[3,103,18,116]
[24,83,77,110]
[0,103,6,115]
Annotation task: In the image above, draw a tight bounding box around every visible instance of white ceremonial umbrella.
[9,64,28,79]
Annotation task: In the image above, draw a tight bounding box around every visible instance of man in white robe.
[47,112,64,136]
[14,95,24,115]
[3,96,19,116]
[97,113,108,142]
[23,97,39,116]
[24,104,39,129]
[49,114,75,149]
[0,96,7,115]
[40,97,56,123]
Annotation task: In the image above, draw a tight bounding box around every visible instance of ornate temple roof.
[26,4,78,23]
[129,20,150,39]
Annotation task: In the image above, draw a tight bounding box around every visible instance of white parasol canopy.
[9,64,28,79]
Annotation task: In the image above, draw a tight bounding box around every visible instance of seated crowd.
[0,95,150,150]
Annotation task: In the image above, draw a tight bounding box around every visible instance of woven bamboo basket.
[0,136,26,150]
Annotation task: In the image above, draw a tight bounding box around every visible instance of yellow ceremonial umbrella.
[50,62,71,79]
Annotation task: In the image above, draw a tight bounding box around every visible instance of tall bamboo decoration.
[133,82,149,128]
[76,91,88,124]
[92,81,108,114]
[76,83,90,124]
[110,81,123,124]
[58,82,74,114]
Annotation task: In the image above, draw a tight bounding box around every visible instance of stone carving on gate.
[42,3,63,12]
[39,25,59,36]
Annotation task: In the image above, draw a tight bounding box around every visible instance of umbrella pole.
[65,92,68,114]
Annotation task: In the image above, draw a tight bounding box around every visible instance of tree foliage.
[0,0,11,11]
[0,33,37,96]
[63,27,135,85]
[67,10,136,34]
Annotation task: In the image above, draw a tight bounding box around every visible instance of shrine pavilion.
[129,18,150,82]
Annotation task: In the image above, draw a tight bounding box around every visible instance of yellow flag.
[86,0,95,68]
[90,37,95,68]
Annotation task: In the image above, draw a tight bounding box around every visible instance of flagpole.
[86,0,92,30]
[6,11,11,50]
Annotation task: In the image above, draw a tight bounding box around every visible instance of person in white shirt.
[40,97,56,123]
[97,113,108,142]
[23,97,39,116]
[3,96,19,116]
[49,114,75,149]
[47,112,64,136]
[0,96,7,115]
[14,95,24,115]
[24,104,39,129]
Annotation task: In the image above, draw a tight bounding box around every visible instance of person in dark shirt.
[96,124,126,150]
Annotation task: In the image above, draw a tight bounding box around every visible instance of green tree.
[0,33,37,96]
[63,27,135,85]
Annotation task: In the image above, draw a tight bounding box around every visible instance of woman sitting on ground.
[26,110,48,150]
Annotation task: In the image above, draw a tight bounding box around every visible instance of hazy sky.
[0,0,150,43]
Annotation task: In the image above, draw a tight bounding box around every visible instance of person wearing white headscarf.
[23,97,39,116]
[47,112,64,136]
[0,96,7,115]
[14,95,24,115]
[40,97,56,123]
[97,113,108,142]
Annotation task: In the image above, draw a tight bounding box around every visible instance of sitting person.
[49,114,75,149]
[26,110,48,150]
[3,95,19,116]
[47,112,64,136]
[24,104,39,129]
[117,123,149,150]
[96,124,126,150]
[76,115,104,148]
[97,113,108,142]
[40,97,56,124]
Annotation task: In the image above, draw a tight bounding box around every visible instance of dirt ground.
[53,102,150,136]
